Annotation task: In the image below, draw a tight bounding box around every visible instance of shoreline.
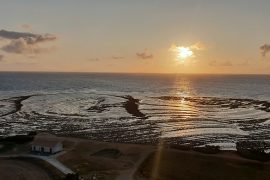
[1,93,270,148]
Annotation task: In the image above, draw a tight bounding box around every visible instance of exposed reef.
[0,96,32,117]
[122,95,146,118]
[157,96,270,112]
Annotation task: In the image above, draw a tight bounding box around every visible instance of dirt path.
[0,154,74,175]
[116,150,152,180]
[26,154,74,175]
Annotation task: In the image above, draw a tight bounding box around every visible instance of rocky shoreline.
[0,93,270,152]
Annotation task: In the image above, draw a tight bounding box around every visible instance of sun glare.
[170,45,195,62]
[177,47,193,60]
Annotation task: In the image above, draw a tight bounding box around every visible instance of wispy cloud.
[1,38,56,54]
[171,42,207,51]
[20,24,32,31]
[87,58,100,62]
[209,60,232,67]
[0,29,56,44]
[0,29,57,54]
[209,60,217,66]
[136,50,153,60]
[0,54,4,61]
[87,56,124,62]
[220,61,232,66]
[112,56,124,60]
[238,60,249,66]
[260,44,270,57]
[190,42,206,50]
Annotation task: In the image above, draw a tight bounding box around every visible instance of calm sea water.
[0,72,270,149]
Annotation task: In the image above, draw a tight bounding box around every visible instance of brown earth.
[137,148,270,180]
[2,134,270,180]
[0,157,63,180]
[57,137,154,179]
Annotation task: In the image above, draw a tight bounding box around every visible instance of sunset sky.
[0,0,270,74]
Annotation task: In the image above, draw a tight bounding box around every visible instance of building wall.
[31,143,63,154]
[52,143,63,153]
[31,145,42,152]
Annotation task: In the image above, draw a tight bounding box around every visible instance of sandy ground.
[137,148,270,180]
[55,135,270,180]
[0,158,54,180]
[2,134,270,180]
[57,136,155,179]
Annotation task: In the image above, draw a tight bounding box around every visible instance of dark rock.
[193,145,221,154]
[236,141,270,162]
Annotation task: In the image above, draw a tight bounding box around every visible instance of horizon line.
[0,70,270,76]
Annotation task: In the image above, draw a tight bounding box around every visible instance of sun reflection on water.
[150,76,198,179]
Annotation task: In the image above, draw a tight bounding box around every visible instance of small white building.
[31,137,63,154]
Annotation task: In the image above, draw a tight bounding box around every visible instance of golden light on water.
[150,80,197,179]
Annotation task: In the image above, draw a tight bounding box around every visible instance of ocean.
[0,72,270,150]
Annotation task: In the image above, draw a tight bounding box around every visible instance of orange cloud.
[21,24,33,31]
[260,44,270,57]
[0,54,4,61]
[136,50,153,59]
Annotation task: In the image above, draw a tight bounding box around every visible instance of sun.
[177,47,193,60]
[170,44,195,62]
